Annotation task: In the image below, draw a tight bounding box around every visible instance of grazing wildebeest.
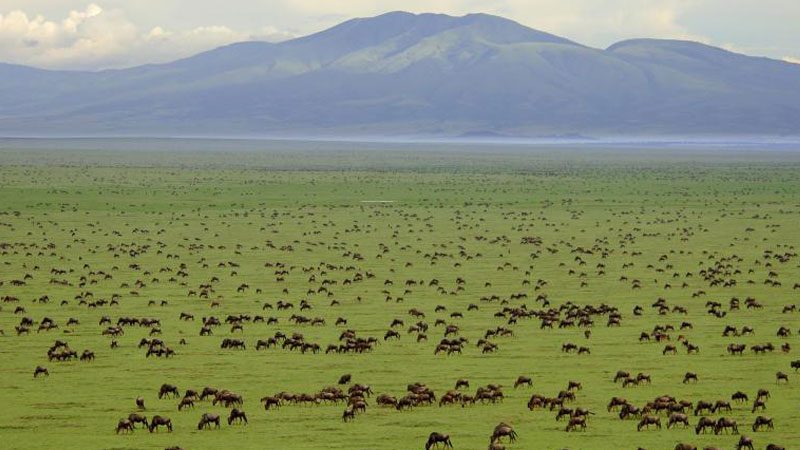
[384,330,400,340]
[455,379,469,390]
[158,384,179,399]
[694,401,714,415]
[200,386,218,400]
[425,432,453,449]
[683,372,698,383]
[227,408,247,425]
[765,445,785,450]
[177,398,194,410]
[728,343,746,355]
[674,444,696,450]
[618,404,641,420]
[127,413,148,429]
[565,416,587,432]
[752,415,774,431]
[116,419,134,434]
[613,371,630,383]
[136,397,146,410]
[668,413,690,429]
[197,413,220,430]
[351,400,367,413]
[732,391,748,403]
[490,423,517,444]
[752,399,767,412]
[736,435,754,450]
[338,374,352,385]
[714,417,738,434]
[713,400,732,413]
[775,371,788,383]
[342,408,356,422]
[148,416,172,432]
[514,375,532,388]
[696,417,715,434]
[637,415,661,431]
[607,396,627,411]
[213,390,243,407]
[33,366,48,378]
[261,396,281,410]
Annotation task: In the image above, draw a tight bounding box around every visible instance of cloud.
[784,56,800,65]
[0,3,294,70]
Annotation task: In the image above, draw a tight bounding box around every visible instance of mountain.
[0,11,799,138]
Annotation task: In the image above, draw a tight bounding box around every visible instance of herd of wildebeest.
[1,157,800,450]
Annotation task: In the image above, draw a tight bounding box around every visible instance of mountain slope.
[0,12,798,137]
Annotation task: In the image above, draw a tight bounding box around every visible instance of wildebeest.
[752,399,767,412]
[668,413,690,429]
[696,417,715,434]
[261,395,281,410]
[227,408,247,425]
[158,384,179,399]
[197,413,220,430]
[342,408,356,422]
[736,435,754,450]
[148,415,172,432]
[33,366,48,378]
[127,413,148,429]
[732,391,748,403]
[752,415,774,431]
[613,370,630,383]
[514,375,532,388]
[116,419,134,434]
[425,432,453,449]
[490,423,517,443]
[565,416,587,432]
[714,417,738,434]
[637,415,661,431]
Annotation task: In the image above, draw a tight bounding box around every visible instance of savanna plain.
[1,143,799,450]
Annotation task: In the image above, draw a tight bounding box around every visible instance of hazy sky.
[1,1,797,70]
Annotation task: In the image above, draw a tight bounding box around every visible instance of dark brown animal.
[514,375,532,388]
[148,415,173,433]
[198,413,220,430]
[158,384,179,399]
[116,419,134,434]
[227,408,247,425]
[33,366,48,378]
[637,415,661,431]
[425,432,453,450]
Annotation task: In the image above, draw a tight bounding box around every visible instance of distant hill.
[1,11,799,138]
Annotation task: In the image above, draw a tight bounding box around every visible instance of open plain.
[1,143,799,450]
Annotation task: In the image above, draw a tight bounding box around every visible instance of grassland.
[1,142,799,450]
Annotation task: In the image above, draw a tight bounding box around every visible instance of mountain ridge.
[0,11,798,138]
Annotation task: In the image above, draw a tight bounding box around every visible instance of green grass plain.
[1,143,799,450]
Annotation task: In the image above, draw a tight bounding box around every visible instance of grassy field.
[1,143,799,450]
